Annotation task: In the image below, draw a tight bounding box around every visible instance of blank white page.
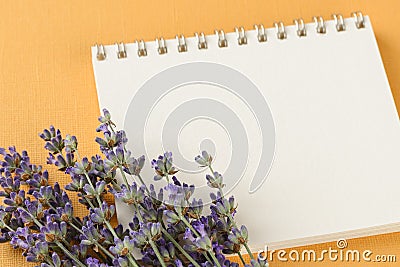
[92,16,400,250]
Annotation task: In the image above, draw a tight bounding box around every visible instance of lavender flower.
[3,190,25,211]
[183,224,213,253]
[206,171,225,189]
[151,152,178,181]
[90,201,115,224]
[194,151,213,167]
[41,220,67,242]
[26,241,49,262]
[87,257,110,267]
[95,131,127,153]
[109,236,135,256]
[0,108,263,267]
[111,183,145,205]
[212,197,237,217]
[229,225,248,245]
[48,153,75,172]
[125,155,145,176]
[0,208,11,230]
[40,126,64,154]
[83,180,106,199]
[97,108,115,128]
[80,221,102,246]
[64,135,78,153]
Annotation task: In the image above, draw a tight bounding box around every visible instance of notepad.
[91,13,400,250]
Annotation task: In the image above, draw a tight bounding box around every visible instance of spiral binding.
[215,30,228,48]
[273,21,287,40]
[333,14,346,32]
[235,27,247,45]
[293,19,306,37]
[136,40,147,57]
[313,16,326,34]
[195,32,207,49]
[254,24,267,42]
[156,38,167,55]
[95,11,365,61]
[115,42,127,58]
[176,35,187,52]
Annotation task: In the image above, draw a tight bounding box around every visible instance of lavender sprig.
[0,108,268,267]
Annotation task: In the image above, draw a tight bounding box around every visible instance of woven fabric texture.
[0,1,399,266]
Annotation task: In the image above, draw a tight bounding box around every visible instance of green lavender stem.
[95,241,115,260]
[166,170,221,267]
[104,220,119,239]
[68,222,115,261]
[2,223,14,232]
[225,203,255,261]
[180,214,222,267]
[67,221,82,234]
[117,156,218,267]
[209,165,256,261]
[84,195,96,209]
[132,205,174,267]
[238,252,246,266]
[75,148,119,241]
[161,228,201,267]
[136,173,150,195]
[121,170,201,267]
[55,240,87,267]
[149,239,167,267]
[84,167,140,267]
[208,250,222,267]
[111,180,121,191]
[181,216,201,237]
[203,253,213,264]
[244,244,255,261]
[118,166,130,188]
[44,256,54,266]
[127,254,140,267]
[119,168,167,267]
[20,207,86,267]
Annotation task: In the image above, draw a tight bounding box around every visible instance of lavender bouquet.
[0,109,268,267]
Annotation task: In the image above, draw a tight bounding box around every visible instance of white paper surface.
[91,16,400,250]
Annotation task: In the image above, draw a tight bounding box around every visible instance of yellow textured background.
[0,0,399,266]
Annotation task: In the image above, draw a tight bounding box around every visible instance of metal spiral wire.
[95,11,365,60]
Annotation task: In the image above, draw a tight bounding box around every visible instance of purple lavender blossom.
[109,236,135,256]
[151,152,178,181]
[194,151,213,167]
[0,108,263,267]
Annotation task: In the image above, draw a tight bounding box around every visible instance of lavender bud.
[90,202,115,224]
[228,225,249,245]
[64,135,78,153]
[206,171,225,189]
[126,155,145,176]
[98,108,111,123]
[51,252,62,267]
[116,257,129,267]
[109,236,135,256]
[83,184,96,199]
[96,180,106,195]
[39,129,52,141]
[0,209,11,229]
[151,152,178,181]
[112,183,145,205]
[194,151,213,167]
[163,210,180,225]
